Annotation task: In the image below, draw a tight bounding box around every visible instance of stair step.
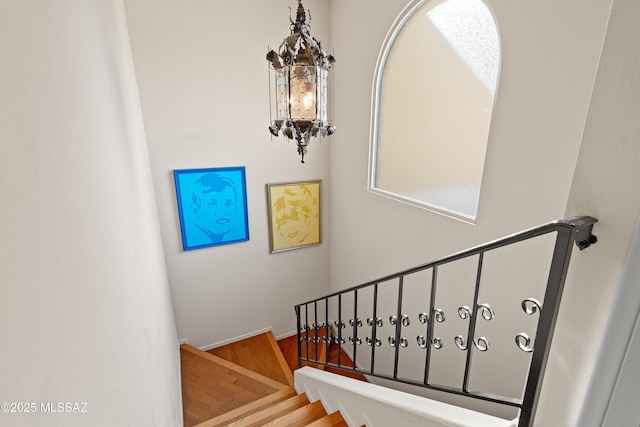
[212,394,309,427]
[219,393,311,427]
[305,410,349,427]
[180,344,288,427]
[182,335,361,427]
[208,331,294,387]
[193,387,297,427]
[182,344,287,390]
[261,400,327,427]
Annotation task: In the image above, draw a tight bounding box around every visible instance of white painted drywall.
[0,1,181,426]
[602,314,640,427]
[79,0,636,425]
[122,0,332,348]
[374,0,499,219]
[563,0,640,425]
[330,0,612,288]
[330,0,615,425]
[579,218,640,427]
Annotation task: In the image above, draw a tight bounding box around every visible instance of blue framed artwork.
[174,167,249,250]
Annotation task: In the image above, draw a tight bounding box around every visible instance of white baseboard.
[178,338,188,345]
[199,327,273,352]
[274,330,298,341]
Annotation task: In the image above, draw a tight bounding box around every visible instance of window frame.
[368,0,500,224]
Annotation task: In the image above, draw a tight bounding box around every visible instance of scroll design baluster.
[388,314,411,348]
[516,298,542,353]
[366,336,382,346]
[349,318,363,345]
[317,322,333,344]
[367,317,383,327]
[320,320,332,344]
[454,306,471,350]
[389,315,397,347]
[349,336,362,345]
[401,314,410,327]
[478,303,496,321]
[309,322,321,344]
[300,323,311,342]
[455,304,494,352]
[416,309,446,349]
[334,320,346,344]
[293,215,598,427]
[366,317,383,348]
[387,336,409,348]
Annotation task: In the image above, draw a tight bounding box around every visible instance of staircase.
[181,331,358,427]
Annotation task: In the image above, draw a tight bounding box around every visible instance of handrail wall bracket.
[568,215,598,250]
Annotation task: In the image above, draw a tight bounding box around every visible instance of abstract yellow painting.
[267,180,321,253]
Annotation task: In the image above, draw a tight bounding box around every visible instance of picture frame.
[174,167,249,251]
[266,180,321,253]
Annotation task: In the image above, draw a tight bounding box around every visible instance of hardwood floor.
[180,344,288,426]
[203,329,367,385]
[180,333,355,427]
[208,331,294,386]
[277,333,369,383]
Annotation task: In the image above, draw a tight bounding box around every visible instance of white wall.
[45,0,633,425]
[0,1,181,426]
[330,0,614,425]
[330,0,611,286]
[374,0,498,219]
[123,0,333,348]
[603,315,640,427]
[580,215,640,427]
[562,0,640,425]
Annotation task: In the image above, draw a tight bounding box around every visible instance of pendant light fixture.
[266,0,335,163]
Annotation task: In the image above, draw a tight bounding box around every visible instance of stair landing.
[208,331,294,387]
[181,331,357,427]
[180,343,288,426]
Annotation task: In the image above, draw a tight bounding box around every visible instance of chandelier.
[266,0,335,163]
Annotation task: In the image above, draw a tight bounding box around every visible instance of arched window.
[369,0,500,222]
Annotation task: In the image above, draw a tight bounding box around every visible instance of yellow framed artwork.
[266,180,321,253]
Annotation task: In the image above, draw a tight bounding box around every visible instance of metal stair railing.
[295,216,598,427]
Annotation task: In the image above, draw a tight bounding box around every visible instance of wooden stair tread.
[305,410,349,427]
[260,400,327,427]
[182,334,362,427]
[180,344,287,427]
[208,332,294,387]
[182,343,287,390]
[193,387,297,427]
[216,393,311,427]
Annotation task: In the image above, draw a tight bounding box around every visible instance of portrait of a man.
[267,180,321,253]
[174,167,249,250]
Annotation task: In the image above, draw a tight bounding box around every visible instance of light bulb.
[304,92,314,108]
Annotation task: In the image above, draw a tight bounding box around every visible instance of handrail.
[295,216,597,427]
